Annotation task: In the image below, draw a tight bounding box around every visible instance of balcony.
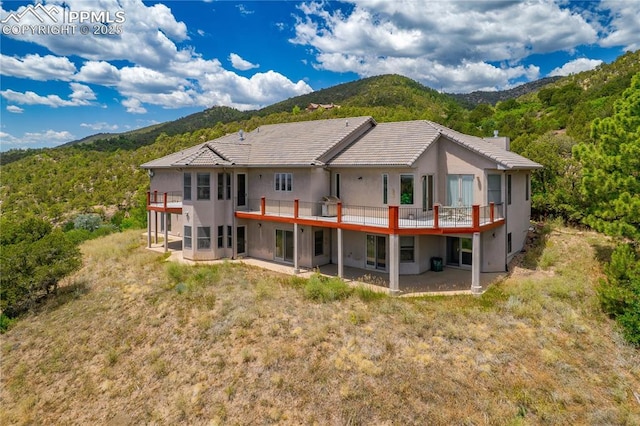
[236,198,504,234]
[147,191,183,213]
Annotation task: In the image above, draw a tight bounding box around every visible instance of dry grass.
[1,228,639,425]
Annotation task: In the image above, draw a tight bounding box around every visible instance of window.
[525,174,530,201]
[227,225,232,249]
[197,173,210,200]
[487,174,501,204]
[197,226,211,250]
[183,173,192,201]
[275,173,292,192]
[217,173,224,200]
[422,175,434,211]
[314,230,324,256]
[217,173,231,200]
[217,225,224,248]
[400,236,415,263]
[447,174,474,206]
[507,174,512,205]
[507,232,512,254]
[335,173,341,199]
[400,174,414,205]
[183,226,192,249]
[382,174,388,205]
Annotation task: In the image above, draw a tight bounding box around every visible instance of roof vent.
[239,129,244,141]
[493,130,499,137]
[345,120,349,127]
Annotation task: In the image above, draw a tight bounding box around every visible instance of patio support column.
[337,228,344,278]
[293,223,300,274]
[471,231,482,294]
[147,210,151,248]
[164,212,169,253]
[154,211,158,244]
[389,233,400,294]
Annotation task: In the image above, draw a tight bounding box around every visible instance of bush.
[74,213,102,232]
[303,274,352,302]
[598,243,640,346]
[0,218,81,319]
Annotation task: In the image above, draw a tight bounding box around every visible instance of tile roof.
[142,117,541,170]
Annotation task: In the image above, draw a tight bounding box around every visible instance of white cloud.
[0,129,74,148]
[548,58,604,77]
[0,53,76,81]
[290,0,600,91]
[80,122,119,131]
[122,98,147,114]
[6,105,24,113]
[0,0,313,113]
[229,53,259,71]
[235,4,254,16]
[0,83,96,107]
[599,0,640,51]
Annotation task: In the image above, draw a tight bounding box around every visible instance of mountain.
[449,77,563,107]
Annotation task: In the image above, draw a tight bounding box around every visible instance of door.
[366,235,387,270]
[446,237,473,268]
[237,226,246,255]
[275,230,294,263]
[237,173,246,207]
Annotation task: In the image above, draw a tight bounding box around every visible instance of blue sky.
[1,0,638,151]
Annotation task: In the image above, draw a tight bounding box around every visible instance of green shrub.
[303,274,352,302]
[73,214,102,232]
[598,243,640,346]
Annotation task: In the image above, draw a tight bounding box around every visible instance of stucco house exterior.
[141,116,541,293]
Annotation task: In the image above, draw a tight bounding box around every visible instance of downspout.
[504,170,508,272]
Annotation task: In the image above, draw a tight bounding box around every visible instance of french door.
[446,237,472,268]
[275,230,294,263]
[366,235,387,270]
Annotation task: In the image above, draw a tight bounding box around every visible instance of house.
[306,102,340,111]
[141,117,541,293]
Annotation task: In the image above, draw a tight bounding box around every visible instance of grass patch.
[303,273,353,302]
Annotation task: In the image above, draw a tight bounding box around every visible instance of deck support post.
[163,212,169,253]
[337,228,344,278]
[154,211,158,244]
[147,211,152,248]
[389,234,400,294]
[293,223,300,274]
[471,232,482,294]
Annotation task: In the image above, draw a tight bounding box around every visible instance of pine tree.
[574,73,640,241]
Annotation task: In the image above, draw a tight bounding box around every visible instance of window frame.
[217,225,224,249]
[183,172,192,201]
[314,230,324,256]
[382,174,388,205]
[197,226,211,250]
[507,174,512,205]
[400,236,415,263]
[196,173,210,200]
[487,174,502,205]
[183,225,192,249]
[400,174,414,205]
[227,225,233,249]
[275,172,293,192]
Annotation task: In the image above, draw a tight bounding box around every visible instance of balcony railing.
[147,191,183,210]
[238,198,504,230]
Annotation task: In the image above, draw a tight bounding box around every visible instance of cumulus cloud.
[0,83,96,107]
[0,53,76,81]
[80,122,119,131]
[599,0,640,51]
[0,129,74,148]
[0,0,312,114]
[549,58,603,77]
[6,105,24,113]
[290,0,601,91]
[229,53,259,71]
